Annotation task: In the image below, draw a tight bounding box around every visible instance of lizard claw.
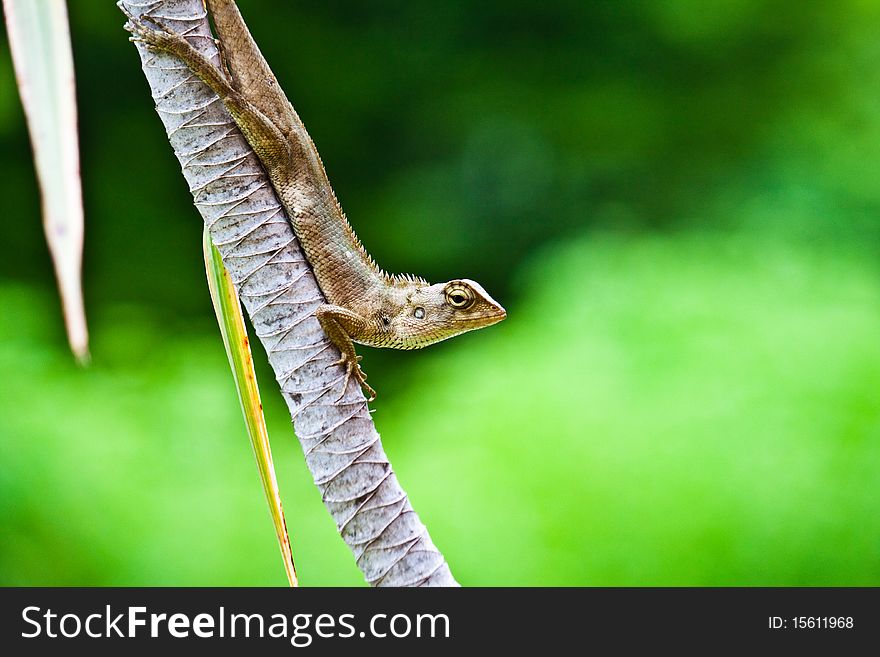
[120,4,181,51]
[328,352,376,402]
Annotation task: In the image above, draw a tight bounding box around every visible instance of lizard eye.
[444,283,475,309]
[413,307,425,319]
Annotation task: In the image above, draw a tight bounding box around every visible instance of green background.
[1,0,879,585]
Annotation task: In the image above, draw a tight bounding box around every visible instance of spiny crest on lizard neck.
[334,206,429,287]
[385,271,429,287]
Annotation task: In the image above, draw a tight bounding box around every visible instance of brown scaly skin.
[121,0,506,400]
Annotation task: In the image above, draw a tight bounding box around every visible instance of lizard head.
[389,278,507,349]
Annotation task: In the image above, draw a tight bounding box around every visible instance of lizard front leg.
[315,305,377,401]
[121,7,292,175]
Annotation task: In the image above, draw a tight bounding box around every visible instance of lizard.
[121,0,506,401]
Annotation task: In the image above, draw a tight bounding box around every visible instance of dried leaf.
[3,0,88,361]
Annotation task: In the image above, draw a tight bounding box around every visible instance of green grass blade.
[203,228,298,587]
[3,0,88,362]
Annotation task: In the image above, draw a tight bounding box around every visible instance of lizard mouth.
[464,305,507,329]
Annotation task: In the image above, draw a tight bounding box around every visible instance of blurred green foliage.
[1,0,879,585]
